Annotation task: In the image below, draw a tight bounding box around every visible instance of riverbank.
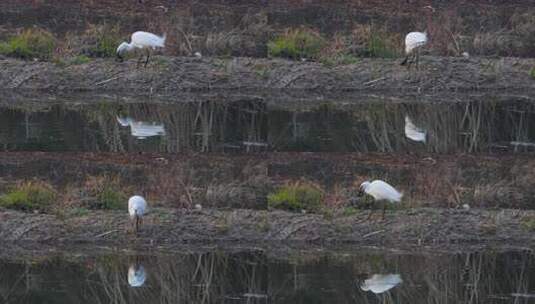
[1,206,534,255]
[1,56,535,98]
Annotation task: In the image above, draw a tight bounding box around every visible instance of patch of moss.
[342,206,359,216]
[521,216,535,231]
[268,28,326,60]
[320,53,359,67]
[0,181,57,212]
[54,55,91,67]
[0,28,56,60]
[530,67,535,79]
[268,181,324,212]
[70,55,91,65]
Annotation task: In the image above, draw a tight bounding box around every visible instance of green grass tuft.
[521,216,535,231]
[268,28,326,60]
[268,181,324,212]
[366,30,397,58]
[70,55,91,65]
[83,24,122,58]
[0,28,56,60]
[320,53,359,67]
[0,181,57,212]
[83,175,128,210]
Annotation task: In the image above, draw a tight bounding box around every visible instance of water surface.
[1,249,535,303]
[1,99,535,153]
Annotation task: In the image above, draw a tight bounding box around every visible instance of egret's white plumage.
[404,31,428,55]
[400,31,428,68]
[360,180,402,203]
[360,180,402,219]
[116,116,165,139]
[128,264,146,287]
[128,195,147,219]
[128,195,147,233]
[404,115,426,143]
[116,31,166,67]
[360,274,402,294]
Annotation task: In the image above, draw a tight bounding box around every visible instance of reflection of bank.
[117,116,165,139]
[128,264,146,287]
[360,274,402,294]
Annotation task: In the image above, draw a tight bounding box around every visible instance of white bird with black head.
[128,195,147,234]
[359,180,403,220]
[116,31,166,67]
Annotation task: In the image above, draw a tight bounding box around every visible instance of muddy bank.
[1,207,534,252]
[1,56,535,97]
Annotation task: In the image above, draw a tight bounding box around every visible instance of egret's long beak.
[116,53,124,62]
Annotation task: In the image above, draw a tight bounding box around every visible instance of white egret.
[400,31,427,68]
[128,264,146,287]
[404,115,426,143]
[128,195,147,234]
[360,274,402,294]
[360,180,402,220]
[400,6,434,69]
[117,116,165,139]
[116,31,166,67]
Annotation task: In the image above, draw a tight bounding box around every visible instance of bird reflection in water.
[360,274,402,294]
[404,115,426,143]
[128,263,147,287]
[117,116,165,139]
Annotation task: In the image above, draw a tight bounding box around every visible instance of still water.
[1,249,535,303]
[1,98,535,153]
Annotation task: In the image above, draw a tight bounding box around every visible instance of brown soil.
[1,206,534,253]
[1,56,535,100]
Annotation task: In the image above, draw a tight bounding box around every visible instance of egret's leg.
[407,52,415,70]
[416,49,420,70]
[135,215,139,234]
[366,209,374,220]
[144,50,150,67]
[400,54,409,66]
[381,204,387,220]
[137,55,144,68]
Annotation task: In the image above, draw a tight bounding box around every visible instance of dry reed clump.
[146,165,196,209]
[63,23,122,58]
[349,24,401,58]
[171,12,271,57]
[60,175,131,211]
